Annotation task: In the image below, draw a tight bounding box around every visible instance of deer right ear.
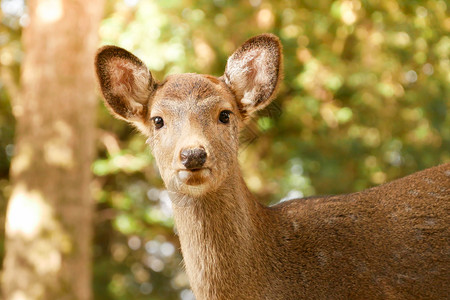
[222,34,282,117]
[95,46,155,122]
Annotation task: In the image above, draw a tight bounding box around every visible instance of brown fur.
[95,34,450,299]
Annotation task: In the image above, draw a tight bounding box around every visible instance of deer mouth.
[177,168,211,186]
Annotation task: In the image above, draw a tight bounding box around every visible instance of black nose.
[180,148,207,169]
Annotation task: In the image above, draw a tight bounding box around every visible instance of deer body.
[95,34,450,299]
[171,164,450,300]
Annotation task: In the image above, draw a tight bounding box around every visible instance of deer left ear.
[95,46,155,123]
[222,34,283,116]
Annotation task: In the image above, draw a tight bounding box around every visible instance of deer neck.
[169,171,267,298]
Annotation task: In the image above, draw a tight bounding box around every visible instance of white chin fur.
[178,170,191,181]
[176,169,211,184]
[174,169,213,196]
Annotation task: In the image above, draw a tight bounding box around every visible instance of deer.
[95,34,450,299]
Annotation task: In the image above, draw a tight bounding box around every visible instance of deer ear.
[95,46,155,122]
[222,34,282,116]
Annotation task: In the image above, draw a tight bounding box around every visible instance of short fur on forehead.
[95,46,155,121]
[222,34,283,117]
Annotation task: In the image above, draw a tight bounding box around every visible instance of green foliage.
[0,1,22,270]
[1,0,449,299]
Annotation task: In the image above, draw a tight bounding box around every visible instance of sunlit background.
[1,0,449,299]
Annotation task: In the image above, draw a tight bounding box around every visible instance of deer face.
[95,34,282,196]
[147,74,241,195]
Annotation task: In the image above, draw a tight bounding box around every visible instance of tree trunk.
[2,1,104,299]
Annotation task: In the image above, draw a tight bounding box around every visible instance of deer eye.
[219,110,232,124]
[152,116,164,129]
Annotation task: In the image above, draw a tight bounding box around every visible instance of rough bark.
[2,1,104,299]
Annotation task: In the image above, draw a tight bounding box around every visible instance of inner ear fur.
[95,46,155,122]
[222,33,283,117]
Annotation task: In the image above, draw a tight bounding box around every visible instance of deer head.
[95,34,282,197]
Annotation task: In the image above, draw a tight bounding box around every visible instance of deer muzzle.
[180,147,207,170]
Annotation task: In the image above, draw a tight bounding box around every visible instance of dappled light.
[6,184,49,239]
[36,0,63,24]
[5,183,74,299]
[257,7,274,29]
[43,120,75,168]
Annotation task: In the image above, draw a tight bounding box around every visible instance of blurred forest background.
[0,0,449,299]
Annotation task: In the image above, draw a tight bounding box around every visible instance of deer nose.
[180,147,207,169]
